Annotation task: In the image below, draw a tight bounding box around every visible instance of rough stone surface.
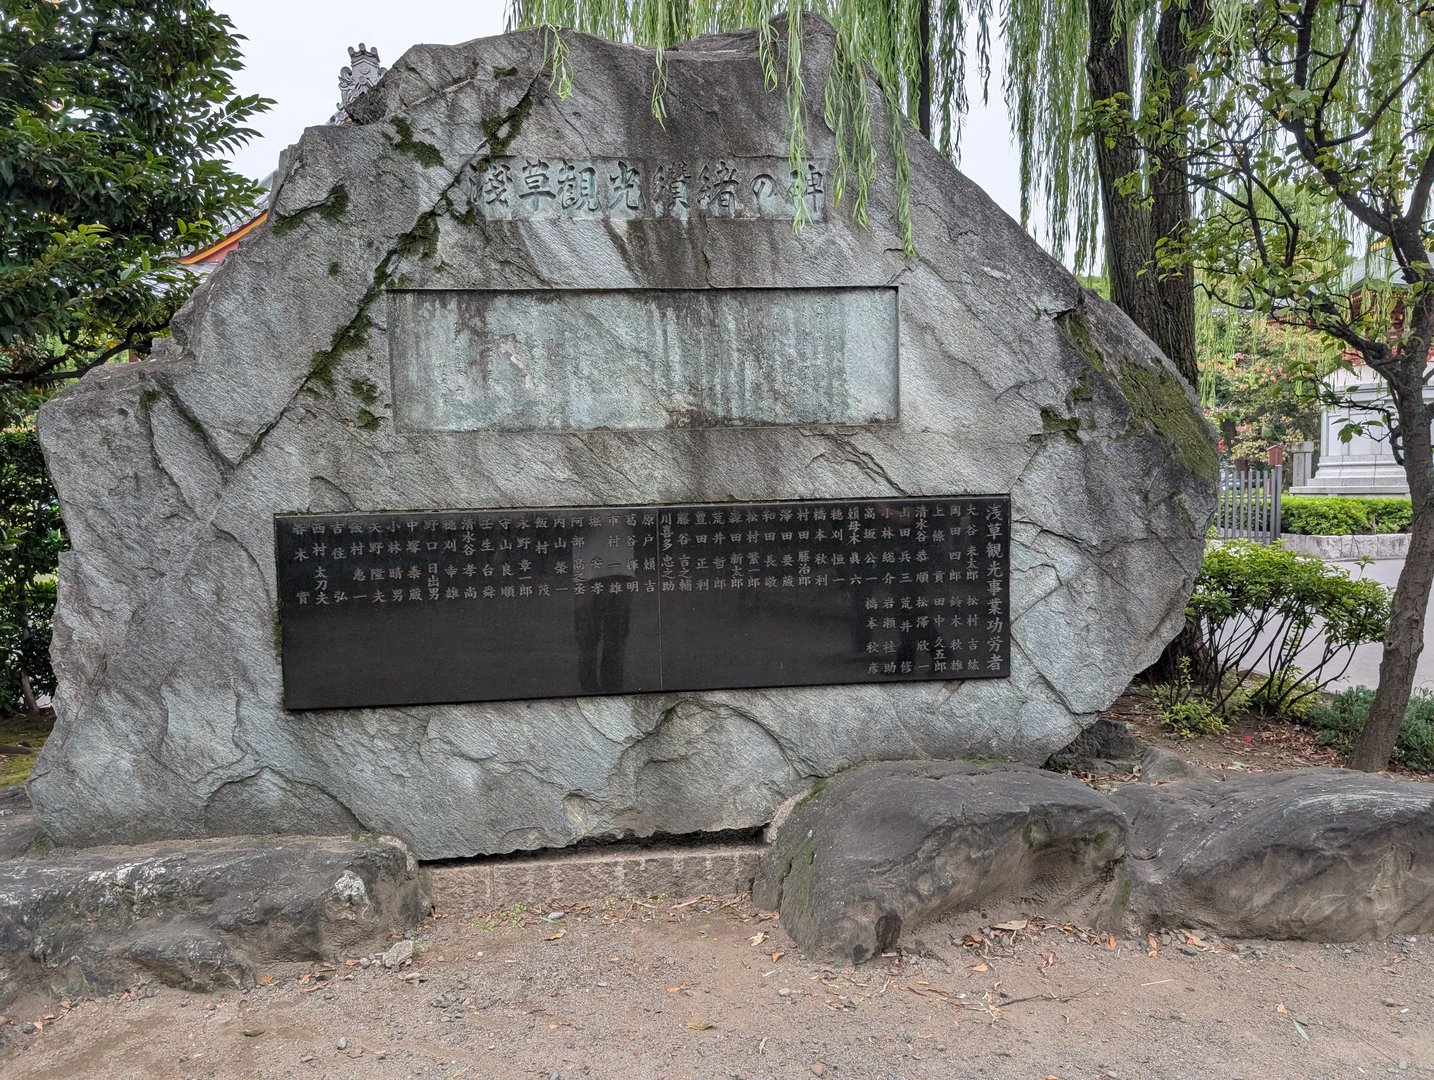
[1113,768,1434,941]
[0,835,428,1007]
[759,761,1434,962]
[1042,718,1145,774]
[751,761,1129,965]
[30,20,1215,858]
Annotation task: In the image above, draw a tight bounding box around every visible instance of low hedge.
[1280,495,1412,535]
[1219,493,1413,535]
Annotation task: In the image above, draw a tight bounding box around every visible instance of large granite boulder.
[30,20,1215,858]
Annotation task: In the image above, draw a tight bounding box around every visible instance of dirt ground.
[2,691,1432,1079]
[1,897,1429,1080]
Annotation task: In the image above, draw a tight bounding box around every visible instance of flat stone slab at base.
[755,759,1434,964]
[0,834,428,1008]
[427,838,763,913]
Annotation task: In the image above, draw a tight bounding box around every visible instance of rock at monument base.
[759,760,1434,962]
[1041,718,1146,774]
[752,760,1129,965]
[1113,768,1434,941]
[0,835,428,1008]
[31,18,1215,858]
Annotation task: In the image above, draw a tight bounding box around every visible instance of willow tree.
[507,0,1212,383]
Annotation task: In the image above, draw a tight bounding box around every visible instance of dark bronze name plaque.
[275,496,1011,710]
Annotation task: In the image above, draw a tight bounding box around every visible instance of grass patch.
[0,708,53,788]
[1308,686,1434,771]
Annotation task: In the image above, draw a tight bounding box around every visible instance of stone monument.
[30,21,1216,860]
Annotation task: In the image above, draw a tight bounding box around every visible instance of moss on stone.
[492,65,519,78]
[795,776,828,807]
[396,211,440,261]
[355,408,382,431]
[1039,407,1081,443]
[328,261,341,277]
[390,117,444,169]
[309,311,373,391]
[348,377,380,406]
[1057,306,1217,484]
[1056,308,1103,371]
[1114,358,1219,484]
[272,184,350,236]
[138,389,162,414]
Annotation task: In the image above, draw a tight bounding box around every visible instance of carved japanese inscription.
[455,156,827,220]
[388,287,899,432]
[276,497,1011,710]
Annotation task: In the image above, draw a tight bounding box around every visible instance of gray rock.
[29,19,1214,858]
[0,835,427,1007]
[1043,719,1146,773]
[1138,746,1193,781]
[751,760,1128,964]
[380,937,414,968]
[1113,768,1434,940]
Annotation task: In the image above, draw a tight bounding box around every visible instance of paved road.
[1246,557,1434,692]
[1326,558,1434,690]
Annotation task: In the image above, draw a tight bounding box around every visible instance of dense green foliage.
[0,426,64,713]
[1,1,268,411]
[1281,496,1414,537]
[1312,687,1434,772]
[1196,311,1333,463]
[1185,541,1391,718]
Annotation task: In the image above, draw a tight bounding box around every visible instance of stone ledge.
[425,840,764,912]
[1280,533,1410,560]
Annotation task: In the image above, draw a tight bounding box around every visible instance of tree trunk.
[1148,0,1208,386]
[18,670,40,719]
[1086,0,1162,356]
[1348,373,1433,771]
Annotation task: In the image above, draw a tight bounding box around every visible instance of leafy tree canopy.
[0,0,269,410]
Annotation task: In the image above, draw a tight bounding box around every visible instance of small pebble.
[20,1022,37,1035]
[336,1037,348,1051]
[811,1064,826,1077]
[778,988,792,997]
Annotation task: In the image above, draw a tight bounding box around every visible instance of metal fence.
[1215,463,1283,542]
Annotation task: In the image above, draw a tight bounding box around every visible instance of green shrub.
[1311,687,1434,771]
[1187,540,1391,715]
[1158,697,1229,738]
[1245,667,1314,720]
[1279,494,1412,535]
[1,425,66,714]
[1153,656,1231,737]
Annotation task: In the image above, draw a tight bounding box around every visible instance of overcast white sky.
[213,0,1025,222]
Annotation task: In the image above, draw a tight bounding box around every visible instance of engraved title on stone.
[459,156,827,220]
